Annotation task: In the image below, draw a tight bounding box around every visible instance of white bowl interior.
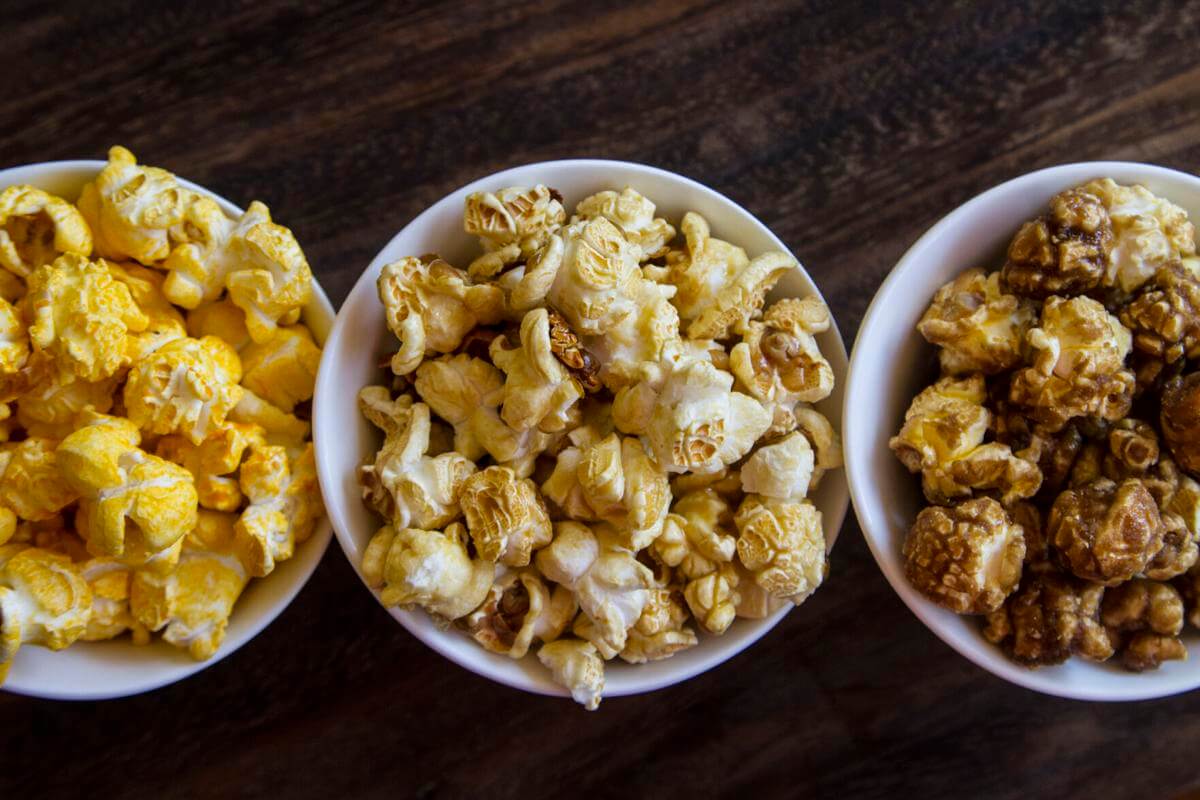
[846,161,1200,701]
[0,161,334,700]
[314,159,850,699]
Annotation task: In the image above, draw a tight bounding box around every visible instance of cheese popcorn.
[239,325,321,412]
[79,558,146,643]
[0,547,93,682]
[25,253,148,382]
[361,182,843,706]
[108,261,187,363]
[123,335,244,444]
[130,510,249,660]
[0,186,93,279]
[76,146,191,265]
[0,437,78,522]
[157,422,264,512]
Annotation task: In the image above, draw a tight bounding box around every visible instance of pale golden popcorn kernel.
[1049,477,1165,586]
[157,422,265,511]
[541,433,671,550]
[458,466,552,567]
[538,638,604,710]
[490,308,584,433]
[619,587,697,663]
[536,521,654,657]
[229,387,310,448]
[0,437,78,522]
[233,443,321,578]
[414,353,505,461]
[731,296,834,431]
[361,523,494,620]
[215,201,314,343]
[1081,178,1197,294]
[583,278,682,393]
[573,187,675,262]
[544,216,643,336]
[652,489,737,581]
[358,388,475,530]
[690,251,797,342]
[665,211,750,322]
[107,261,187,363]
[733,560,787,619]
[79,558,146,643]
[239,325,321,412]
[0,298,30,378]
[463,184,565,258]
[1009,295,1135,432]
[0,185,93,279]
[56,413,198,560]
[917,268,1037,375]
[684,562,740,635]
[461,569,576,658]
[740,432,814,502]
[76,146,192,265]
[378,255,504,376]
[903,498,1025,614]
[0,547,93,680]
[186,297,251,351]
[123,335,244,445]
[130,510,249,660]
[643,360,770,474]
[13,366,116,439]
[735,495,827,605]
[25,253,149,382]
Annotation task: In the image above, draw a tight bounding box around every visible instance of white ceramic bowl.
[0,160,335,700]
[314,159,850,701]
[847,161,1200,702]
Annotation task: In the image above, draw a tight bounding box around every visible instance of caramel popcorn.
[0,149,324,682]
[898,178,1200,673]
[0,186,92,279]
[360,183,842,707]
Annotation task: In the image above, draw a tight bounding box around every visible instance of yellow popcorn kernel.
[0,437,78,522]
[239,324,321,412]
[123,335,244,445]
[25,253,149,382]
[0,297,30,377]
[15,368,117,440]
[221,201,314,343]
[0,547,93,682]
[156,422,265,512]
[0,185,93,278]
[79,558,148,643]
[228,386,310,449]
[186,297,251,351]
[107,261,187,364]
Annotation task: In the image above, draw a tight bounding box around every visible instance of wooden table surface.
[3,1,1199,797]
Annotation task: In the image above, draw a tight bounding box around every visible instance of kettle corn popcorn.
[894,178,1200,672]
[0,146,324,683]
[358,183,842,708]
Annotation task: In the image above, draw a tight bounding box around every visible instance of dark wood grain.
[2,1,1199,797]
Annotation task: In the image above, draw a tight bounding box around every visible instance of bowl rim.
[313,157,851,700]
[845,160,1200,702]
[0,158,335,701]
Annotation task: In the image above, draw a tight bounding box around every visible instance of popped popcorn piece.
[0,437,78,522]
[0,185,93,278]
[573,188,675,261]
[1082,178,1197,294]
[903,498,1025,614]
[731,296,835,431]
[619,587,697,663]
[228,387,311,448]
[545,216,642,336]
[378,255,504,375]
[414,353,511,461]
[130,510,249,660]
[0,298,29,378]
[541,433,671,550]
[490,308,584,433]
[458,466,552,567]
[156,422,264,511]
[536,521,654,657]
[233,443,321,577]
[735,495,827,605]
[652,489,737,581]
[461,569,575,658]
[123,335,244,445]
[75,146,191,265]
[663,211,749,322]
[239,325,321,412]
[361,523,494,620]
[1000,185,1113,299]
[357,388,475,530]
[740,432,814,502]
[1120,258,1200,368]
[186,297,251,351]
[583,278,681,392]
[1162,373,1200,477]
[107,261,187,363]
[1048,478,1165,586]
[1101,579,1187,671]
[538,638,604,710]
[56,413,198,560]
[683,561,740,635]
[643,360,771,474]
[793,406,844,491]
[463,184,565,258]
[917,268,1037,375]
[25,254,148,382]
[0,547,93,682]
[983,568,1114,665]
[1009,296,1135,433]
[79,558,146,642]
[688,253,798,342]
